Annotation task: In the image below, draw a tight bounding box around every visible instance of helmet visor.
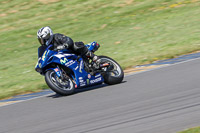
[38,38,45,45]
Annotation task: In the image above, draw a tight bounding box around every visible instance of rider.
[37,26,101,68]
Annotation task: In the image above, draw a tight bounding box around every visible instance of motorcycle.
[35,42,124,95]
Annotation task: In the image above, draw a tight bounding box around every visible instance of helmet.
[37,26,53,46]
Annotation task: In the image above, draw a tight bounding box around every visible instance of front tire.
[45,70,75,95]
[99,56,124,85]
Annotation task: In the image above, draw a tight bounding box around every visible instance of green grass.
[178,127,200,133]
[0,0,200,99]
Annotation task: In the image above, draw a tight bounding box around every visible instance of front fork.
[53,66,76,85]
[53,66,63,80]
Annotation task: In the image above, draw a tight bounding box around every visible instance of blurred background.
[0,0,200,99]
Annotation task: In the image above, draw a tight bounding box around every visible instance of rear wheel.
[99,56,124,85]
[45,70,75,95]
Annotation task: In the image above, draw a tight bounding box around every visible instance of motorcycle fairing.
[35,47,104,88]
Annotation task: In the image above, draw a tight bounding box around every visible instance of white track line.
[126,57,200,77]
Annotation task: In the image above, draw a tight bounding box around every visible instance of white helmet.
[37,26,53,45]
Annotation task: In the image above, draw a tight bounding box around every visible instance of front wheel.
[99,56,124,85]
[45,70,75,95]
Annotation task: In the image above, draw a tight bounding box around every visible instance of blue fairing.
[35,44,104,88]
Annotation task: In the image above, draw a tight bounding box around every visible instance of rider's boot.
[85,50,101,69]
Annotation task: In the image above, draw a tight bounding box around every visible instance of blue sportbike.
[35,42,124,95]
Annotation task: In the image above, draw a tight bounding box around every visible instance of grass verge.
[178,127,200,133]
[0,0,200,99]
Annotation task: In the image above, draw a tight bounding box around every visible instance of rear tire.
[99,56,124,85]
[45,70,75,95]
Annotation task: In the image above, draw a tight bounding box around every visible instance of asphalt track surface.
[1,58,200,133]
